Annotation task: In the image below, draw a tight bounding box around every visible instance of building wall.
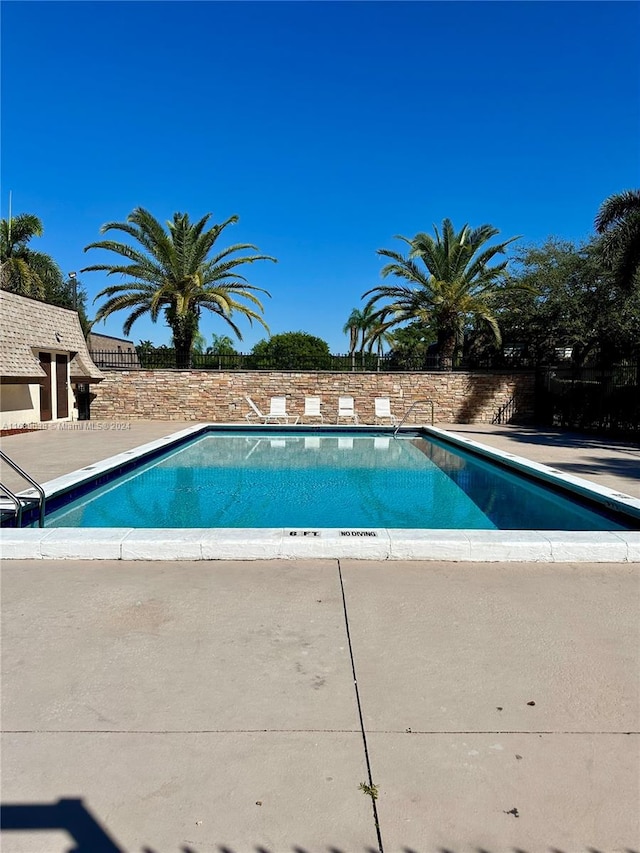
[0,383,40,427]
[91,369,535,424]
[88,333,137,354]
[0,353,78,428]
[87,333,140,368]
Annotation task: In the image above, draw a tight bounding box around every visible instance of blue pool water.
[43,430,630,530]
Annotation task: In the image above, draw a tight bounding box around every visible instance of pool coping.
[2,423,639,562]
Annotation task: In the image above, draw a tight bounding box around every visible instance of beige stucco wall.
[1,353,78,428]
[90,369,535,424]
[0,383,40,427]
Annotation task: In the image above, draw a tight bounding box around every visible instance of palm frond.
[122,303,154,337]
[595,189,640,233]
[594,191,640,290]
[192,215,239,262]
[82,240,151,266]
[1,257,46,297]
[1,214,44,256]
[22,250,64,288]
[94,291,154,323]
[374,219,520,364]
[84,206,275,351]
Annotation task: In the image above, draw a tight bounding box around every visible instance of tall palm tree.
[0,213,64,298]
[342,304,379,355]
[343,308,365,355]
[82,207,276,368]
[364,320,394,356]
[594,189,640,291]
[364,219,522,369]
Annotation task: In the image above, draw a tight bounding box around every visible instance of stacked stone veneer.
[91,369,535,424]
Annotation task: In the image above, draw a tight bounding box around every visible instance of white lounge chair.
[336,396,358,424]
[374,397,398,425]
[245,396,267,422]
[245,396,299,424]
[303,396,323,423]
[268,396,299,424]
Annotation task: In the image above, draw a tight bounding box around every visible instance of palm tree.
[191,331,208,354]
[343,308,365,355]
[207,333,237,355]
[364,219,522,369]
[0,213,64,298]
[364,320,394,356]
[594,189,640,291]
[82,207,276,368]
[342,304,379,354]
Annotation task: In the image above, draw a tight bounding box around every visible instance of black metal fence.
[89,349,534,372]
[89,350,142,369]
[536,364,640,436]
[89,349,436,371]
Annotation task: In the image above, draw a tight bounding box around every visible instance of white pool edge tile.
[201,528,284,560]
[544,530,631,562]
[621,533,640,562]
[388,530,473,561]
[1,528,49,559]
[41,527,134,559]
[121,529,205,560]
[2,528,640,562]
[281,528,391,560]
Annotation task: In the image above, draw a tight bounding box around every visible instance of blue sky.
[2,1,639,352]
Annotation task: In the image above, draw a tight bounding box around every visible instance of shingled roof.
[0,290,104,383]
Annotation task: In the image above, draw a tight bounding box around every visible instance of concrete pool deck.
[1,422,639,849]
[1,559,639,850]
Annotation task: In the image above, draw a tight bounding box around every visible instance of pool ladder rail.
[0,451,46,528]
[393,399,435,437]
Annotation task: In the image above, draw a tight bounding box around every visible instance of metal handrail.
[0,451,46,527]
[492,396,515,425]
[0,482,24,527]
[393,399,435,437]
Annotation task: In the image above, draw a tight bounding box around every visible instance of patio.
[1,423,639,850]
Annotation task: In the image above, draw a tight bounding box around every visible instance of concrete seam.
[337,558,384,853]
[4,729,637,735]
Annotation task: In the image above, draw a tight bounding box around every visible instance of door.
[56,354,69,419]
[39,352,52,421]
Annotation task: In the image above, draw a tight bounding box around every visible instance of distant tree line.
[3,190,638,370]
[342,192,639,370]
[135,331,339,370]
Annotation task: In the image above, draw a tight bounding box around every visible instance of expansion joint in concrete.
[337,558,384,853]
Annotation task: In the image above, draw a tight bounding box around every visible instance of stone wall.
[90,369,535,424]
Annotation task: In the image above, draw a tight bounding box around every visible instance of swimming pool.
[3,424,640,561]
[41,429,632,531]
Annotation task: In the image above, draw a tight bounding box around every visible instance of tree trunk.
[175,341,192,369]
[167,308,198,369]
[439,332,456,371]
